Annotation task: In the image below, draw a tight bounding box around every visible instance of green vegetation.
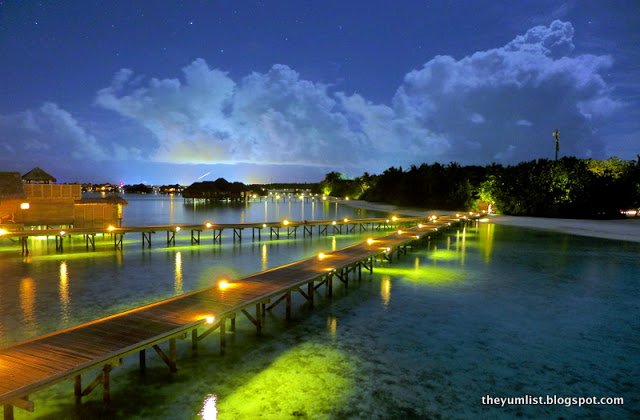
[321,157,640,219]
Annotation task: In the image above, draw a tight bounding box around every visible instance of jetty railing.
[0,216,427,255]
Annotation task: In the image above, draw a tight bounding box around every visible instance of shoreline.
[340,199,640,243]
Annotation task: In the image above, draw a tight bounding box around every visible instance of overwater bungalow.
[0,168,127,230]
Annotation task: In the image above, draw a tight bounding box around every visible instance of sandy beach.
[341,199,640,243]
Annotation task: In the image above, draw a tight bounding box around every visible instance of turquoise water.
[1,197,638,418]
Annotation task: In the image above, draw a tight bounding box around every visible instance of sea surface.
[0,194,638,419]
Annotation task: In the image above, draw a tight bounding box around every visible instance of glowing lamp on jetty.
[385,219,390,223]
[0,228,7,236]
[205,222,213,228]
[282,219,290,226]
[343,218,349,223]
[175,226,181,232]
[366,238,374,245]
[391,216,398,222]
[59,230,66,236]
[262,223,267,228]
[332,221,337,225]
[218,280,230,290]
[107,225,116,232]
[205,316,215,324]
[318,252,326,260]
[20,202,30,210]
[417,223,423,228]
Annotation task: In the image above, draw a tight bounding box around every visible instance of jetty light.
[343,218,349,223]
[107,225,116,232]
[367,238,374,245]
[205,222,213,228]
[0,228,7,236]
[332,220,337,225]
[218,280,230,290]
[205,316,215,324]
[385,219,390,223]
[415,235,420,239]
[479,218,490,223]
[322,196,327,201]
[318,252,326,260]
[430,215,438,221]
[397,230,403,235]
[262,223,267,228]
[455,213,460,218]
[345,196,350,200]
[59,230,66,236]
[283,219,290,226]
[391,216,398,222]
[175,226,181,232]
[20,202,30,210]
[417,223,423,228]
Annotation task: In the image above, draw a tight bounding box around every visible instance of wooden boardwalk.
[0,216,424,255]
[0,214,477,419]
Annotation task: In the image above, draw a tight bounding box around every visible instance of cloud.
[0,102,138,163]
[393,20,618,162]
[94,20,618,168]
[516,119,533,127]
[1,20,621,178]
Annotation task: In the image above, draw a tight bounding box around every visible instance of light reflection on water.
[174,252,183,294]
[19,277,36,333]
[199,394,218,420]
[380,275,391,307]
[59,261,70,323]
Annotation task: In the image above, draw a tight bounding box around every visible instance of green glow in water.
[423,249,459,261]
[215,342,354,418]
[375,264,465,284]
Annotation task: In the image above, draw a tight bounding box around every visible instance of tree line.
[320,157,640,218]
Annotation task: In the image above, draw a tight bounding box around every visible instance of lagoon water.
[1,195,638,418]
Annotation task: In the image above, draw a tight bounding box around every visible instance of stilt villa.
[0,167,126,230]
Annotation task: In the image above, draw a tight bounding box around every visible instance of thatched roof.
[22,167,56,183]
[0,172,26,199]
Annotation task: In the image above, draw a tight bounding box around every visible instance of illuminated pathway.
[0,216,422,255]
[0,214,478,419]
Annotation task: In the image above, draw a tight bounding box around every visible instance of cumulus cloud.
[1,20,620,174]
[394,20,617,162]
[93,20,618,167]
[0,102,137,162]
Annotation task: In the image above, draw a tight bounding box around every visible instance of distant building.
[0,168,127,229]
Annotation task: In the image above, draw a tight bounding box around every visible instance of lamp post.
[552,129,560,161]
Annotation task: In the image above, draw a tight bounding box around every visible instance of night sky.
[1,1,638,184]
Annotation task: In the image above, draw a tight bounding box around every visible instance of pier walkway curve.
[0,214,480,419]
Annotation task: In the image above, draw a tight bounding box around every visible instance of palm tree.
[552,129,560,161]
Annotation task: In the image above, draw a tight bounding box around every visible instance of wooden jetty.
[0,216,426,255]
[0,214,479,419]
